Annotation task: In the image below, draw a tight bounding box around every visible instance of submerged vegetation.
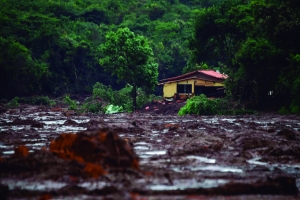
[62,82,158,114]
[0,0,299,113]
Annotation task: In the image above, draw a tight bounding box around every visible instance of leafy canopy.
[99,27,158,110]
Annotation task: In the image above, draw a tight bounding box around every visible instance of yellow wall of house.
[164,80,195,97]
[163,82,177,98]
[163,79,224,98]
[214,82,224,86]
[177,80,195,93]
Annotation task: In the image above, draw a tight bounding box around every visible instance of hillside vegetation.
[1,0,299,112]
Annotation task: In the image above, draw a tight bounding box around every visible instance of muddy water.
[0,105,300,199]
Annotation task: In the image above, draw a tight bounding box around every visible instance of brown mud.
[0,103,300,199]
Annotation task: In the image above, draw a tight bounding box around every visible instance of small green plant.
[178,95,258,116]
[81,97,103,113]
[63,95,77,110]
[178,94,219,116]
[49,99,56,107]
[32,96,56,106]
[92,82,158,113]
[17,96,56,107]
[234,108,258,115]
[278,106,289,115]
[104,104,123,114]
[7,97,19,108]
[290,99,300,114]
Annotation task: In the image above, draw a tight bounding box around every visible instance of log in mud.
[0,104,300,199]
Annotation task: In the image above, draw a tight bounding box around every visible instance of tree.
[99,27,158,111]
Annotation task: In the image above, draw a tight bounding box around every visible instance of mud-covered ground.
[0,103,300,200]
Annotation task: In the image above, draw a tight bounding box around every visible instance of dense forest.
[0,0,299,112]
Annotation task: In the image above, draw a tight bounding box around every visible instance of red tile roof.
[159,70,227,83]
[200,70,228,79]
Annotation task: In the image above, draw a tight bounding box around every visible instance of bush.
[63,95,77,110]
[7,97,19,108]
[277,98,300,115]
[81,97,102,113]
[92,82,157,112]
[278,106,290,115]
[16,96,56,107]
[32,96,52,106]
[290,99,300,114]
[178,94,258,116]
[104,104,123,114]
[178,94,219,116]
[30,96,56,106]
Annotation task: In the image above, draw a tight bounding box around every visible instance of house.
[159,70,228,100]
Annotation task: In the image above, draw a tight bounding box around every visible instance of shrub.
[92,82,157,112]
[178,94,219,116]
[17,96,56,107]
[81,97,103,113]
[31,96,56,106]
[104,104,123,114]
[7,97,19,108]
[178,95,258,116]
[92,82,114,103]
[63,95,77,110]
[278,107,290,115]
[290,99,300,114]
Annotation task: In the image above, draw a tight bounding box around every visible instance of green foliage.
[19,96,56,106]
[0,37,48,98]
[178,94,219,115]
[81,98,103,113]
[182,62,209,74]
[104,104,123,114]
[289,99,300,114]
[92,82,131,111]
[7,97,19,109]
[232,37,281,106]
[33,96,54,106]
[6,96,55,107]
[278,107,290,115]
[178,95,258,116]
[100,27,158,110]
[147,3,167,20]
[191,0,300,111]
[0,0,201,99]
[92,82,157,113]
[63,95,77,110]
[2,0,299,113]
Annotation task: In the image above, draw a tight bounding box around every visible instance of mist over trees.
[0,0,299,112]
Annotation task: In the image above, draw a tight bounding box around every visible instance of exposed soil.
[0,102,300,199]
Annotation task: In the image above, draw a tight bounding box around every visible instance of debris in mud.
[277,129,297,140]
[140,100,186,114]
[1,104,300,199]
[50,128,139,170]
[14,145,29,157]
[0,107,7,114]
[141,176,298,196]
[63,119,78,125]
[62,109,76,117]
[7,118,44,127]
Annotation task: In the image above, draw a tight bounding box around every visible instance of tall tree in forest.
[190,0,300,110]
[99,27,158,111]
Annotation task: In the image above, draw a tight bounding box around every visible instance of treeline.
[0,0,205,99]
[1,0,299,112]
[190,0,300,112]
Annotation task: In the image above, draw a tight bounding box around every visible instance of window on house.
[177,84,192,93]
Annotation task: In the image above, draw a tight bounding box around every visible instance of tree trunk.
[132,84,137,111]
